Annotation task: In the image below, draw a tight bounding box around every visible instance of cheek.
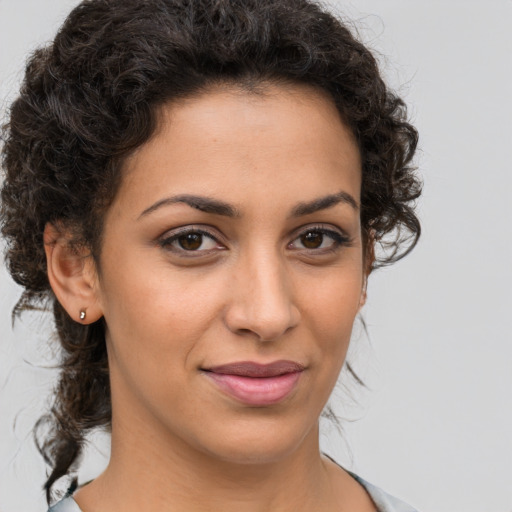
[298,266,364,378]
[99,271,221,422]
[300,269,363,334]
[99,258,223,374]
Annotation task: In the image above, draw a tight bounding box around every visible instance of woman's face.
[94,83,366,464]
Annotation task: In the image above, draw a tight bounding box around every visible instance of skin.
[45,83,376,512]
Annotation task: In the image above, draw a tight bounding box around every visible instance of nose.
[223,251,300,342]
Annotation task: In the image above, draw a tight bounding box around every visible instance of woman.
[0,0,421,511]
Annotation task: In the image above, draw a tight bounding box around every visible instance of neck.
[76,415,334,512]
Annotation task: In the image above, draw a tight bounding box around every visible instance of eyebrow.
[138,194,241,219]
[138,190,358,220]
[290,191,359,217]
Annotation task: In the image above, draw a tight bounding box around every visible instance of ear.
[43,222,103,324]
[359,232,376,310]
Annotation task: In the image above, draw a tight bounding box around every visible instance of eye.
[158,227,224,254]
[288,226,350,252]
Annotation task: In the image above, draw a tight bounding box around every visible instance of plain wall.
[1,1,511,511]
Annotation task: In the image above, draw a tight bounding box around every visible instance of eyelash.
[157,224,352,256]
[288,225,352,253]
[158,227,224,256]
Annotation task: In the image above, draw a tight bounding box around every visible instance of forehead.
[116,83,362,216]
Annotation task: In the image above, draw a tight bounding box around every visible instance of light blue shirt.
[49,472,419,512]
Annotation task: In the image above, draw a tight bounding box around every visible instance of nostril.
[237,328,255,337]
[225,308,300,342]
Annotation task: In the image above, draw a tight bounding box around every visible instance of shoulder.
[48,496,82,512]
[349,471,420,512]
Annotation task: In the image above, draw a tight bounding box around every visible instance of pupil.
[302,231,323,249]
[179,233,202,250]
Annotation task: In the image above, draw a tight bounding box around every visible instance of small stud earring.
[79,310,86,321]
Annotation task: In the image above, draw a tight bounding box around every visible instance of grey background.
[1,1,511,511]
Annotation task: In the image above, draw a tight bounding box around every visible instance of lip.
[202,360,305,406]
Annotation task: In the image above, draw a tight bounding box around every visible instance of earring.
[79,310,86,321]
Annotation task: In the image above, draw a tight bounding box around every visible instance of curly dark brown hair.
[0,0,421,501]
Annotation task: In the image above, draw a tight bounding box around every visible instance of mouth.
[202,360,305,406]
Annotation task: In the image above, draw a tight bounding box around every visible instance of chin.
[189,414,318,466]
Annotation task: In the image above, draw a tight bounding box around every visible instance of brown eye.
[300,231,324,249]
[288,226,349,253]
[159,228,221,254]
[178,233,203,250]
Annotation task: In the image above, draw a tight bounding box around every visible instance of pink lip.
[203,360,304,406]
